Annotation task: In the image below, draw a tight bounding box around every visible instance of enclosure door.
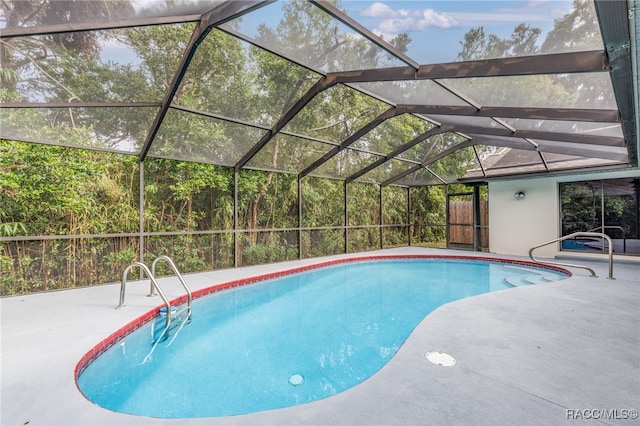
[446,187,489,251]
[447,192,474,250]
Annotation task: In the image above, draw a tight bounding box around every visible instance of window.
[560,178,640,255]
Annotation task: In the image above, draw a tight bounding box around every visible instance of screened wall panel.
[427,146,481,183]
[409,186,446,247]
[236,170,298,230]
[400,132,468,163]
[245,134,336,174]
[1,25,190,104]
[348,182,379,226]
[356,158,417,184]
[0,106,158,153]
[481,148,546,176]
[0,236,140,296]
[146,233,235,272]
[440,73,617,109]
[281,84,389,143]
[143,158,234,233]
[149,108,267,165]
[383,226,409,247]
[0,140,140,235]
[351,80,471,107]
[393,167,442,187]
[301,177,345,227]
[237,230,299,266]
[301,229,345,258]
[383,186,408,225]
[174,29,322,127]
[348,227,381,253]
[350,113,434,155]
[221,1,410,73]
[311,149,383,180]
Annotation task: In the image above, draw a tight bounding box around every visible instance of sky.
[339,0,574,63]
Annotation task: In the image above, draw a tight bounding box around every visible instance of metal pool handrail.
[118,262,173,331]
[151,255,192,317]
[528,232,614,279]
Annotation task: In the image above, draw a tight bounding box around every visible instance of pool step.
[504,276,522,287]
[153,305,191,343]
[504,274,560,287]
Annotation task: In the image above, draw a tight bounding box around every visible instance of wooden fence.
[449,200,489,249]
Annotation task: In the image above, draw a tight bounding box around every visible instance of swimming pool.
[561,238,603,252]
[75,255,569,418]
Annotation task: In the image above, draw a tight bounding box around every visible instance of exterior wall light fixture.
[514,191,526,199]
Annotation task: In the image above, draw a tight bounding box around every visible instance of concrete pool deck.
[1,247,639,426]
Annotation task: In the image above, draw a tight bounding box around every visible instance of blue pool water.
[77,258,568,418]
[561,239,602,251]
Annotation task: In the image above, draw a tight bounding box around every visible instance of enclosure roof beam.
[234,74,339,172]
[400,105,620,122]
[418,50,609,79]
[0,16,200,38]
[382,128,629,187]
[0,102,162,109]
[467,134,629,162]
[326,50,609,84]
[171,105,273,131]
[299,106,402,179]
[345,120,624,185]
[381,140,475,187]
[345,125,453,184]
[139,0,270,162]
[450,125,624,147]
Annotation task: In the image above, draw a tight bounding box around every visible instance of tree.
[1,0,134,89]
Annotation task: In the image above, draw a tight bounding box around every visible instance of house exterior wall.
[487,169,640,258]
[488,178,558,258]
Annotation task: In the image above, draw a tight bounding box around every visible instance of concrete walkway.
[1,247,639,426]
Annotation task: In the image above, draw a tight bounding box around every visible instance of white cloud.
[362,2,398,18]
[362,2,458,35]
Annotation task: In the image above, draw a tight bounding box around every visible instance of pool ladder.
[118,255,193,344]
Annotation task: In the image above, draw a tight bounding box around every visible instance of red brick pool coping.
[74,254,570,383]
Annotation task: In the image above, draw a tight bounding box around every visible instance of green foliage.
[410,186,447,246]
[4,0,608,294]
[302,177,344,227]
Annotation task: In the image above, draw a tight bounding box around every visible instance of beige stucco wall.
[487,169,640,258]
[488,178,558,258]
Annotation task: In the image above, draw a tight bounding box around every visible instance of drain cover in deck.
[425,351,456,367]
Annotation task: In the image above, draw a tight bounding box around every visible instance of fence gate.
[447,187,489,251]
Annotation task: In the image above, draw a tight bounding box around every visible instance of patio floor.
[1,247,639,426]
